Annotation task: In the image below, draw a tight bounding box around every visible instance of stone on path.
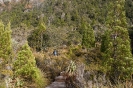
[46,72,66,88]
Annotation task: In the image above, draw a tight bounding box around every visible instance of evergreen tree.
[28,22,46,51]
[0,21,12,76]
[13,43,47,87]
[101,30,114,73]
[81,22,95,49]
[102,0,133,80]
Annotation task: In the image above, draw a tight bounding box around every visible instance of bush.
[13,43,48,87]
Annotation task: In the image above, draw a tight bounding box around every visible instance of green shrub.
[13,43,47,87]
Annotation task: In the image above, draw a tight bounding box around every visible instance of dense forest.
[0,0,133,88]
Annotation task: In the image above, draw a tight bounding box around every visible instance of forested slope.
[0,0,133,87]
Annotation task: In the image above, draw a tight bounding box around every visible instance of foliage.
[81,21,95,49]
[101,30,111,53]
[67,45,82,60]
[101,0,133,81]
[67,30,82,46]
[66,60,76,76]
[0,2,43,28]
[100,30,113,72]
[28,26,70,49]
[28,23,46,51]
[0,21,12,77]
[0,21,12,62]
[0,0,133,87]
[44,26,68,47]
[0,0,132,28]
[0,0,110,28]
[125,0,133,24]
[13,43,47,87]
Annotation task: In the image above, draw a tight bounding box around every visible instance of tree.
[125,0,133,23]
[81,21,95,49]
[13,43,47,87]
[28,22,46,51]
[102,0,133,81]
[101,30,114,73]
[0,21,12,76]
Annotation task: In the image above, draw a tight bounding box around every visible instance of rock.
[46,72,66,88]
[55,76,66,82]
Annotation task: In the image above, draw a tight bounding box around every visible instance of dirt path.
[46,72,66,88]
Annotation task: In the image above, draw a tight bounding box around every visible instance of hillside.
[0,0,133,88]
